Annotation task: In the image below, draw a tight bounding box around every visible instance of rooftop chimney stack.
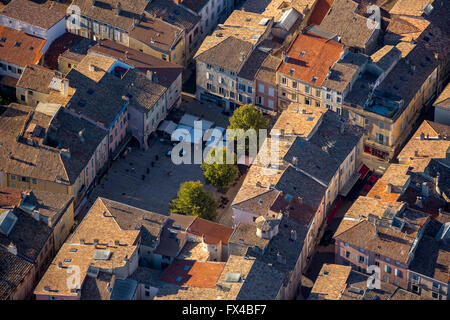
[421,182,429,197]
[116,2,122,16]
[386,183,392,193]
[415,196,423,208]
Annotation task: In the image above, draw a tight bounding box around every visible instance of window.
[258,84,264,93]
[230,92,235,99]
[384,276,390,283]
[433,282,439,289]
[305,86,310,94]
[207,64,212,69]
[32,178,37,184]
[315,89,320,97]
[394,280,399,286]
[268,99,274,109]
[326,94,332,101]
[247,86,253,94]
[292,81,297,89]
[305,97,310,105]
[11,184,16,188]
[345,251,350,258]
[385,265,391,273]
[344,242,349,246]
[207,72,213,80]
[358,255,366,264]
[238,83,245,92]
[379,122,385,129]
[395,269,402,278]
[281,77,287,85]
[268,87,274,97]
[11,175,16,180]
[238,94,244,103]
[246,97,252,104]
[432,292,439,299]
[336,97,341,103]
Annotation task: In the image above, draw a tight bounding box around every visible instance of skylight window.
[299,51,305,56]
[312,76,317,82]
[176,276,183,282]
[14,41,21,47]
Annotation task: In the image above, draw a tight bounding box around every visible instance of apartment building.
[195,36,253,111]
[433,84,450,126]
[0,26,46,86]
[67,0,147,45]
[254,54,282,116]
[236,48,269,107]
[0,104,108,208]
[0,0,66,53]
[16,64,72,107]
[334,199,430,290]
[319,0,381,54]
[277,31,345,110]
[145,0,201,63]
[89,40,183,114]
[0,187,73,300]
[128,17,185,65]
[177,0,230,37]
[408,212,450,300]
[308,264,398,300]
[34,198,141,300]
[231,104,364,284]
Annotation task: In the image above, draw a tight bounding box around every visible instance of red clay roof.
[277,31,344,86]
[159,259,225,288]
[308,0,334,26]
[0,26,46,67]
[187,218,234,245]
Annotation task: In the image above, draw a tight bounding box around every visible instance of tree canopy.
[201,147,239,191]
[169,181,217,221]
[228,104,269,131]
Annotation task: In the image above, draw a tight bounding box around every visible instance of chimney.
[115,240,120,246]
[282,51,288,63]
[420,132,425,140]
[78,129,85,143]
[62,79,69,97]
[89,64,95,72]
[8,243,17,255]
[435,172,441,196]
[80,239,85,244]
[421,182,429,197]
[386,183,392,193]
[290,230,297,241]
[292,156,298,166]
[415,196,423,208]
[146,70,153,80]
[58,262,63,268]
[116,2,122,16]
[94,239,99,245]
[414,150,419,157]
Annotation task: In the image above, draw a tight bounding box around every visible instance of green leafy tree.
[201,147,239,191]
[170,181,217,220]
[227,105,269,154]
[228,104,269,131]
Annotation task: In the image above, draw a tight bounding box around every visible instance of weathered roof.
[320,0,376,50]
[237,48,269,81]
[0,249,33,300]
[16,64,64,94]
[145,0,200,32]
[195,36,253,72]
[0,0,66,30]
[130,17,182,52]
[72,0,148,32]
[0,104,107,184]
[89,40,183,88]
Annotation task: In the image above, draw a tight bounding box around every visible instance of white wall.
[0,15,65,53]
